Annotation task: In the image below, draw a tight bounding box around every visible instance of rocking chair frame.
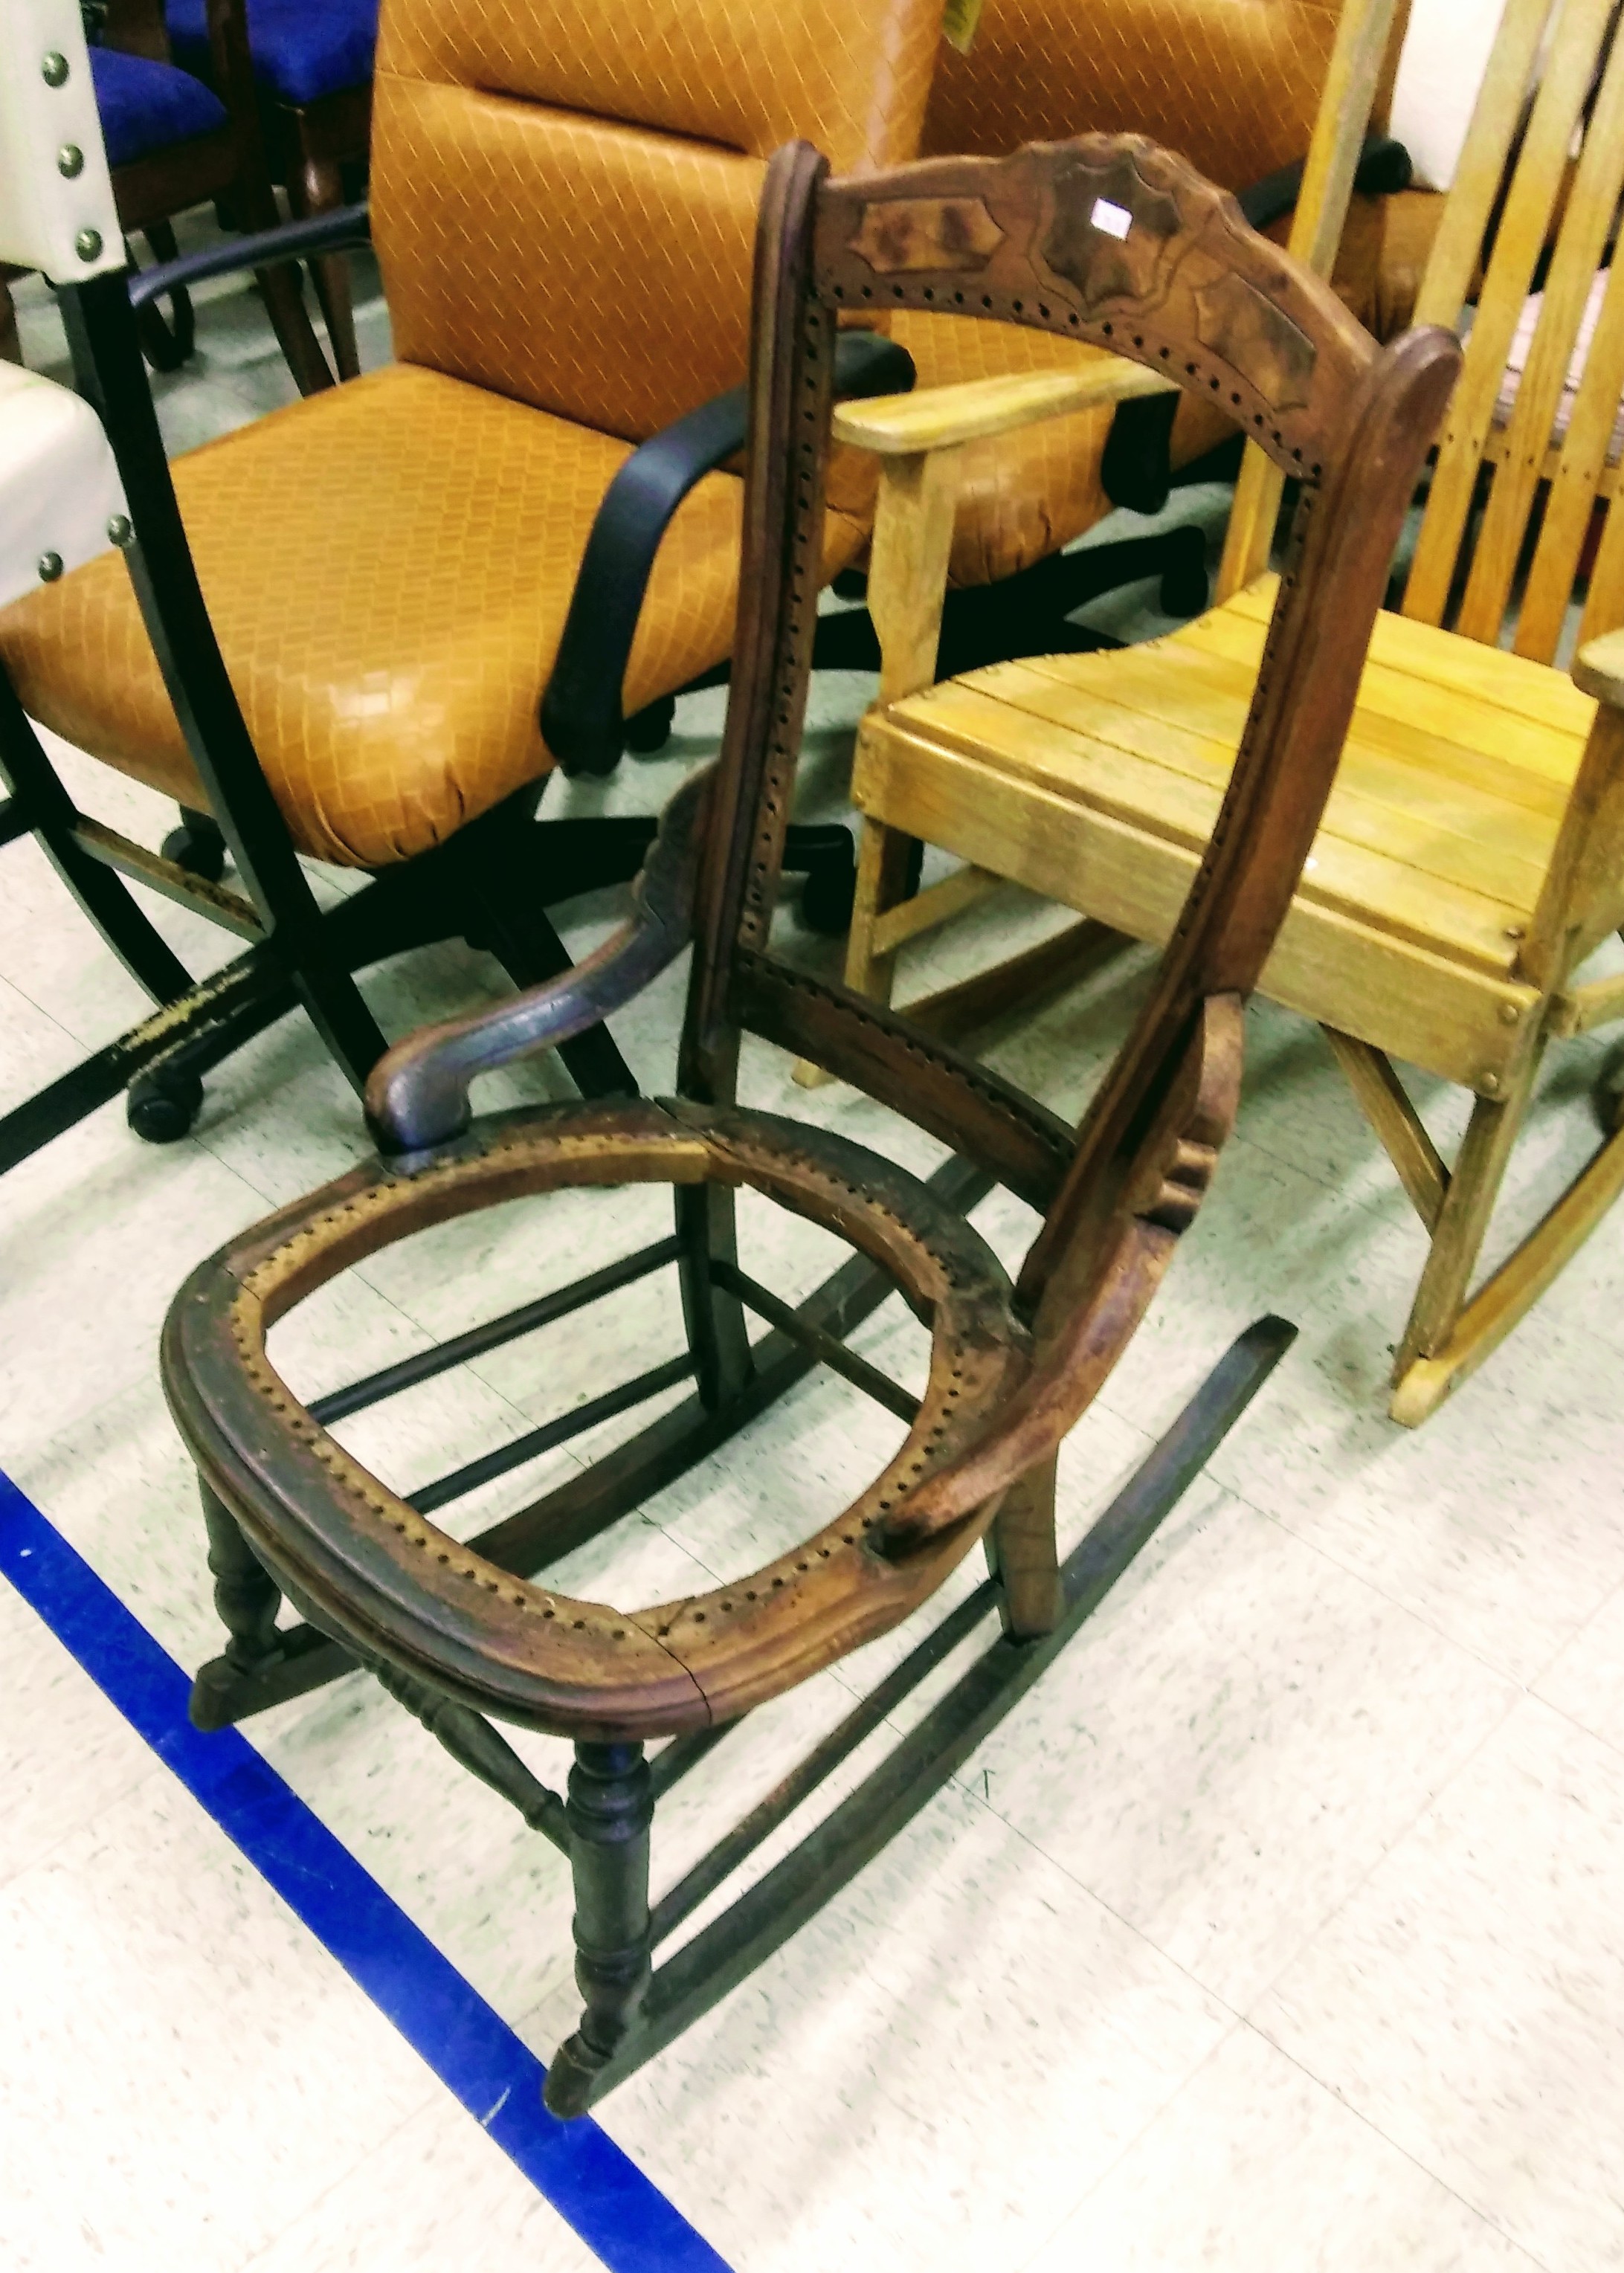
[162,132,1457,2115]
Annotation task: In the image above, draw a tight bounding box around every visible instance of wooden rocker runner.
[162,135,1457,2115]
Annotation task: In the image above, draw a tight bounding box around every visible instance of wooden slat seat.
[856,575,1588,1089]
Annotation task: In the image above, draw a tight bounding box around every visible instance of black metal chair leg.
[544,1741,654,2119]
[43,828,197,1002]
[291,955,392,1099]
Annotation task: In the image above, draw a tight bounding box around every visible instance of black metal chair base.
[0,800,863,1176]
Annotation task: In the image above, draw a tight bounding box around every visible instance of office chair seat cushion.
[163,1099,1030,1739]
[0,363,868,868]
[167,0,378,108]
[88,44,228,169]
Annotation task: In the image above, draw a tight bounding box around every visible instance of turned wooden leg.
[199,1481,284,1673]
[984,1456,1063,1639]
[294,151,359,381]
[544,1741,654,2118]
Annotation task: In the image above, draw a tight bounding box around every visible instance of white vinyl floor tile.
[1253,1700,1624,2269]
[4,247,1624,2273]
[1027,2022,1544,2272]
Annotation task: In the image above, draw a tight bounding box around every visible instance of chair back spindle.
[1404,0,1624,655]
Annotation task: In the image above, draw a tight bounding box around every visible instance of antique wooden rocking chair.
[162,136,1455,2114]
[831,0,1624,1422]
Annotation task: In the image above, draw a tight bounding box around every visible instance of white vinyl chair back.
[0,0,123,284]
[0,364,126,607]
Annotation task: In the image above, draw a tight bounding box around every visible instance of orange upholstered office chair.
[0,0,938,1168]
[790,0,1428,700]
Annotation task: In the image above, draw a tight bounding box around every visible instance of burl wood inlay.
[848,196,1005,275]
[1195,272,1317,413]
[1037,146,1183,313]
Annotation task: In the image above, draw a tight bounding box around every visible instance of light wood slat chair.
[833,0,1624,1424]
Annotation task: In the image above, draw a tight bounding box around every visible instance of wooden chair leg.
[845,816,919,1010]
[289,146,359,381]
[200,1483,283,1674]
[544,1741,654,2118]
[1392,1106,1624,1424]
[1389,1042,1544,1420]
[985,1454,1063,1638]
[793,816,919,1089]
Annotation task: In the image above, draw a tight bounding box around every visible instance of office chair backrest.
[921,0,1370,190]
[371,0,941,444]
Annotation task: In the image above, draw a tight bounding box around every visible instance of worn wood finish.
[165,132,1442,2116]
[1323,1026,1448,1229]
[830,357,1173,455]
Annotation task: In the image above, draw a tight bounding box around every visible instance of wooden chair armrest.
[1573,628,1624,709]
[364,766,710,1155]
[831,359,1176,457]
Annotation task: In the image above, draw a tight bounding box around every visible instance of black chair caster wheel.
[800,849,857,936]
[625,695,677,755]
[161,810,228,883]
[128,1065,205,1144]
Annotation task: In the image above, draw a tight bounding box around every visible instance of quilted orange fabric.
[923,0,1339,190]
[0,366,867,867]
[0,0,941,868]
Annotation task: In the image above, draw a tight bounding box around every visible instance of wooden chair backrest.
[1401,0,1624,657]
[686,138,1457,1328]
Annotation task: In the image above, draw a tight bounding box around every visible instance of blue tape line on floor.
[0,1470,730,2273]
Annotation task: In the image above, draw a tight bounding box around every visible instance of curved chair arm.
[126,201,372,310]
[540,329,917,778]
[365,764,715,1155]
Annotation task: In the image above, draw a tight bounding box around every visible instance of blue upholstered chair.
[165,0,376,378]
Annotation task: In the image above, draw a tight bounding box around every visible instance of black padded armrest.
[540,329,916,778]
[126,203,372,312]
[1237,132,1412,235]
[1102,135,1414,514]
